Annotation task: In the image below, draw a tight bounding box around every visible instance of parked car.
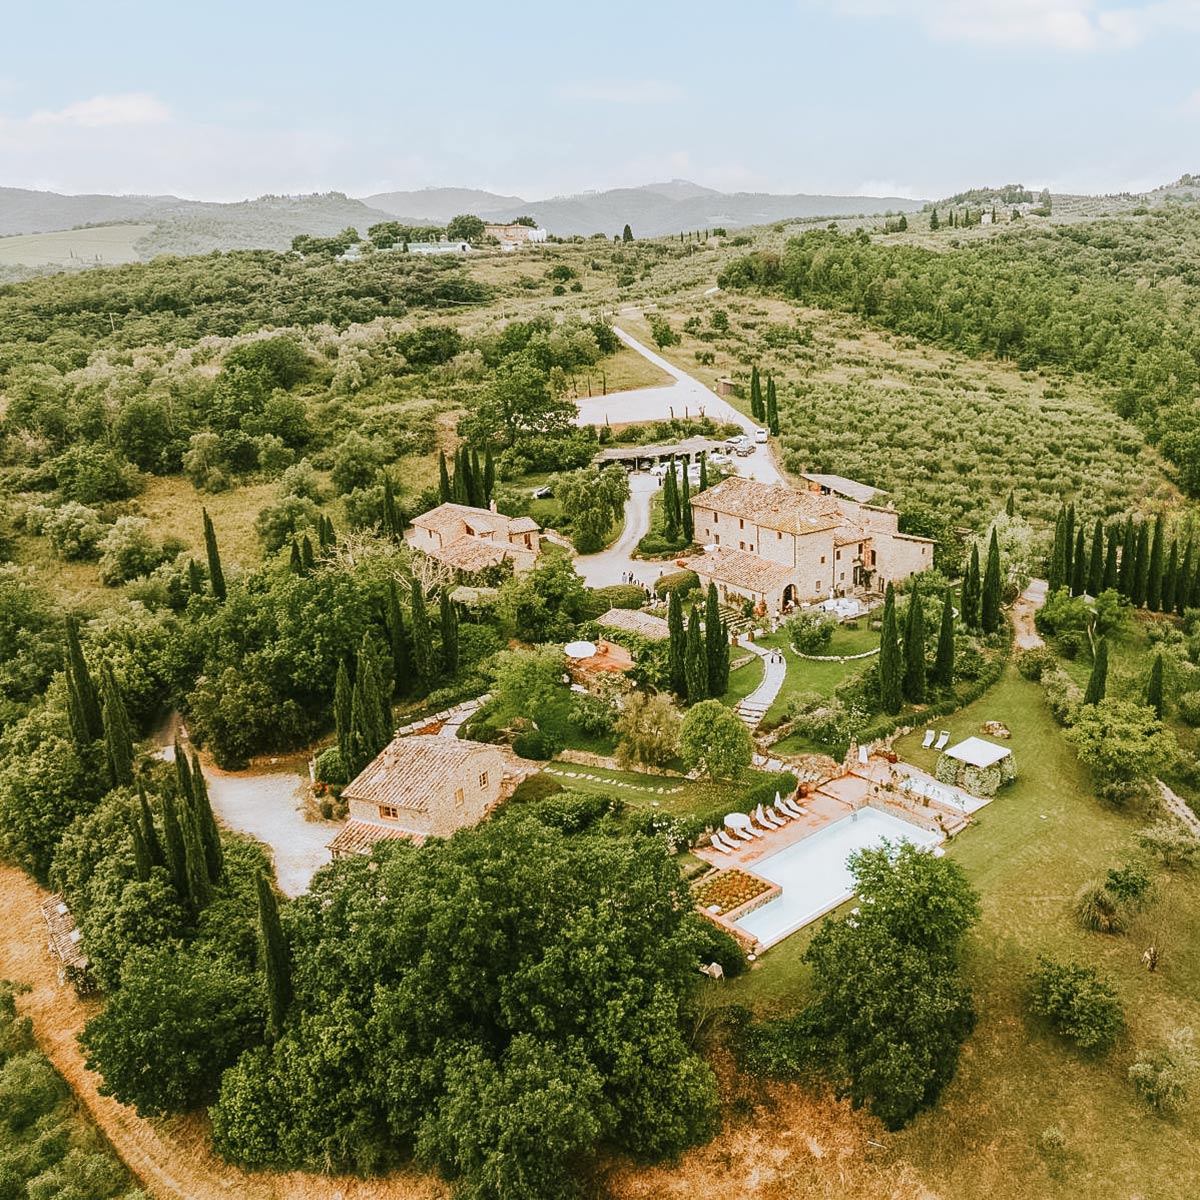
[754,428,768,443]
[531,485,554,499]
[735,442,755,457]
[725,434,747,449]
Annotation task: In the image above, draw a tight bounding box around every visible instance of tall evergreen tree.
[962,544,982,629]
[766,376,779,435]
[981,528,1002,634]
[1132,521,1150,608]
[130,807,153,883]
[256,871,293,1042]
[1103,524,1120,593]
[1005,490,1015,518]
[1063,503,1075,589]
[1048,508,1067,595]
[698,451,709,493]
[482,445,496,504]
[1163,540,1179,615]
[451,446,469,504]
[187,557,205,595]
[662,461,680,542]
[1146,653,1165,720]
[749,365,763,421]
[180,786,212,912]
[1083,640,1108,706]
[202,509,226,602]
[469,449,484,508]
[1177,541,1194,616]
[348,637,390,775]
[386,581,412,696]
[300,535,315,572]
[410,579,434,692]
[439,590,459,677]
[934,588,955,688]
[878,583,903,714]
[161,789,189,904]
[1118,517,1136,598]
[100,663,134,790]
[1189,545,1200,610]
[438,451,452,503]
[64,615,103,748]
[137,784,164,870]
[681,469,694,543]
[1147,514,1165,611]
[1087,519,1105,597]
[334,659,353,770]
[190,751,224,884]
[1070,527,1087,597]
[382,475,402,539]
[704,583,725,697]
[902,585,926,704]
[289,538,303,575]
[668,591,687,697]
[684,608,708,703]
[929,208,939,231]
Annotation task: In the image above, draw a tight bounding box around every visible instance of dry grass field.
[0,223,153,267]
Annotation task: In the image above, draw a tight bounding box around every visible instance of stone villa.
[327,735,531,858]
[408,501,541,574]
[687,476,933,612]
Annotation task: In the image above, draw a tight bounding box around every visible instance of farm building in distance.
[407,501,542,574]
[483,222,548,249]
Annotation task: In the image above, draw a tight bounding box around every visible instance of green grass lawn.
[719,651,765,707]
[723,663,1200,1199]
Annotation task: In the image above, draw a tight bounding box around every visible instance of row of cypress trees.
[438,444,496,509]
[661,453,708,545]
[748,366,780,436]
[667,584,730,703]
[1049,503,1200,615]
[878,581,960,715]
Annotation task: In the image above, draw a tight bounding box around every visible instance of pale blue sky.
[2,0,1198,200]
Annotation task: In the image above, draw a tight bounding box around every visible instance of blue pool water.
[734,808,942,947]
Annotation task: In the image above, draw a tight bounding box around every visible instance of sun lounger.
[922,729,935,749]
[755,803,784,830]
[709,832,731,854]
[935,730,950,751]
[766,806,788,824]
[714,830,739,853]
[858,745,869,765]
[724,814,758,840]
[780,796,805,818]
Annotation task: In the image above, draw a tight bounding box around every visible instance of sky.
[2,0,1199,202]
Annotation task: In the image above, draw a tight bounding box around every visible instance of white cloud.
[853,177,925,199]
[1179,86,1200,115]
[556,79,683,104]
[822,0,1200,51]
[29,92,170,128]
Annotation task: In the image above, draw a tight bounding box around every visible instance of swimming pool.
[734,808,942,947]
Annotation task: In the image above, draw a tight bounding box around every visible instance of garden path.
[1012,578,1047,649]
[734,639,788,729]
[572,471,662,589]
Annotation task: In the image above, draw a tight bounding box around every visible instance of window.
[815,580,821,591]
[839,572,845,581]
[749,544,754,552]
[378,805,399,821]
[739,540,745,550]
[454,787,465,807]
[739,519,745,530]
[713,512,719,524]
[478,771,489,790]
[714,534,720,545]
[820,555,826,564]
[777,531,782,540]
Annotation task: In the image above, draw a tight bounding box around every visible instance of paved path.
[1012,578,1048,649]
[573,472,663,589]
[734,639,788,729]
[1157,779,1200,838]
[576,325,783,485]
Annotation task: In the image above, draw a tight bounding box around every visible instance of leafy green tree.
[902,583,926,704]
[554,466,631,553]
[679,700,752,779]
[981,528,1002,633]
[1027,957,1123,1052]
[1083,640,1108,706]
[934,588,955,688]
[668,591,687,697]
[1065,698,1175,803]
[684,608,708,703]
[615,691,681,769]
[878,583,903,714]
[256,872,292,1042]
[203,508,226,602]
[1146,653,1165,720]
[446,214,486,241]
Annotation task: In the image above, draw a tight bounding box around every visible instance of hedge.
[654,569,700,598]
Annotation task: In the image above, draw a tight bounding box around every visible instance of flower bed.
[692,868,772,916]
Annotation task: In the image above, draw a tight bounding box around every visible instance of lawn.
[723,664,1200,1199]
[719,651,764,707]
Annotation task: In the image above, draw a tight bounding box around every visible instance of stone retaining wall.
[556,748,686,778]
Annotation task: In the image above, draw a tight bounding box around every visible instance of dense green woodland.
[720,210,1200,491]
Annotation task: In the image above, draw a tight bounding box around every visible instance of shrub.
[588,583,647,611]
[1129,1027,1199,1114]
[693,920,748,978]
[45,503,107,561]
[1027,957,1123,1052]
[786,609,835,654]
[1137,819,1200,868]
[1178,691,1200,726]
[314,746,348,786]
[1105,863,1152,906]
[512,730,553,760]
[654,569,699,598]
[1073,880,1127,934]
[568,693,617,738]
[97,517,164,586]
[745,773,799,814]
[1016,647,1056,681]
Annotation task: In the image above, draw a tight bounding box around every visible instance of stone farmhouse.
[483,222,548,249]
[407,501,542,574]
[327,735,531,859]
[687,476,933,613]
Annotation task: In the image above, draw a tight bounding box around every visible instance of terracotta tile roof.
[691,477,843,535]
[343,736,501,813]
[798,472,885,504]
[427,535,517,572]
[411,502,536,540]
[327,819,426,856]
[597,608,671,640]
[686,547,797,593]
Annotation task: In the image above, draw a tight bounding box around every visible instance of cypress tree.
[387,581,412,696]
[202,508,226,602]
[181,786,212,912]
[439,590,459,677]
[878,583,903,714]
[1063,504,1075,588]
[704,583,725,697]
[681,468,694,543]
[469,449,484,508]
[903,584,926,704]
[1189,545,1200,610]
[981,528,1002,634]
[410,579,434,692]
[1117,517,1136,598]
[161,789,189,905]
[348,637,390,775]
[1163,541,1179,615]
[451,446,469,504]
[382,475,401,539]
[1086,518,1104,597]
[1147,514,1165,611]
[749,365,763,421]
[698,451,708,492]
[289,538,303,574]
[187,557,205,595]
[1103,523,1119,593]
[137,784,164,869]
[130,807,153,883]
[483,445,496,504]
[64,615,102,748]
[334,658,353,769]
[1146,653,1165,720]
[684,608,708,703]
[256,871,292,1042]
[100,663,134,790]
[1083,640,1108,707]
[173,737,192,808]
[1048,509,1066,595]
[301,536,315,571]
[766,376,779,435]
[1132,522,1150,608]
[668,591,687,697]
[190,751,224,884]
[962,544,982,629]
[1005,490,1015,518]
[930,208,939,231]
[1070,527,1087,597]
[1177,541,1194,616]
[662,461,680,542]
[934,588,955,688]
[438,451,452,503]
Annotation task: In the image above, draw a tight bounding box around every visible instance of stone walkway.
[543,766,685,796]
[734,640,788,729]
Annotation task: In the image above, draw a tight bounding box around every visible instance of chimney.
[489,499,497,513]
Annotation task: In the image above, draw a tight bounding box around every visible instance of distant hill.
[365,178,925,237]
[0,187,171,236]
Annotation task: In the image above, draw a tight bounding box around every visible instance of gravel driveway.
[573,472,663,589]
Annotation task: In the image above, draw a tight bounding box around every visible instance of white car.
[725,435,748,450]
[754,428,768,444]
